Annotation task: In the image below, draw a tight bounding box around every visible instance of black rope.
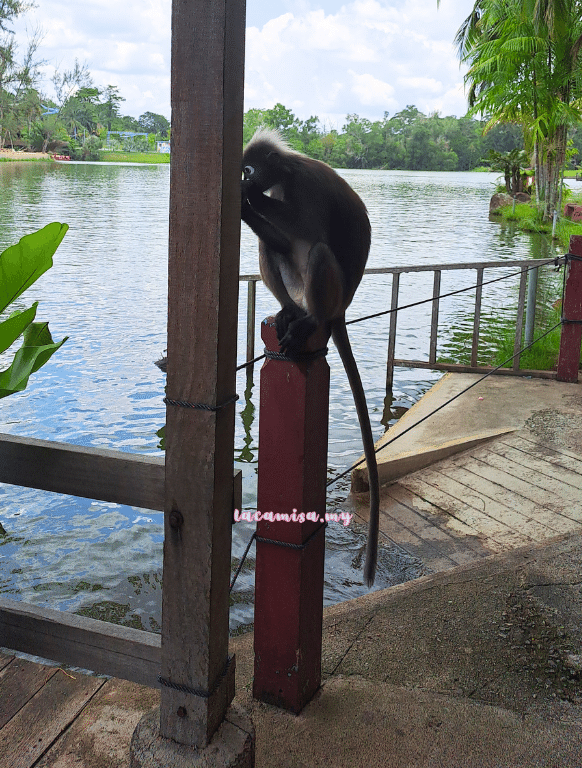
[158,655,233,699]
[229,522,327,592]
[256,521,327,549]
[164,394,239,411]
[236,354,266,371]
[229,531,256,593]
[264,346,329,363]
[346,258,560,326]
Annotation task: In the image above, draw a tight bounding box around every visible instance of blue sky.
[11,0,474,127]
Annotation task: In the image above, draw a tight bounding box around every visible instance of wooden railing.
[0,432,241,688]
[240,257,559,387]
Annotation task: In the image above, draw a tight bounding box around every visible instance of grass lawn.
[100,151,170,164]
[490,198,582,250]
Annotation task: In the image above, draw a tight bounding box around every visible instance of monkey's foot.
[278,313,319,360]
[275,305,305,343]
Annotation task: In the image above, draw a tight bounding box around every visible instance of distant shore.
[0,149,52,161]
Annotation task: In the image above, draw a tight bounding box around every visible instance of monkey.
[240,128,380,586]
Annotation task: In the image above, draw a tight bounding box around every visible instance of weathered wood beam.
[0,433,242,513]
[0,596,161,688]
[160,0,245,748]
[0,433,164,510]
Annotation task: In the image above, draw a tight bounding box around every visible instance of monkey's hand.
[241,188,293,256]
[241,178,265,206]
[241,178,253,208]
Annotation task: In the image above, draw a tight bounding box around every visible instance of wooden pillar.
[160,0,245,748]
[557,236,582,383]
[253,319,328,713]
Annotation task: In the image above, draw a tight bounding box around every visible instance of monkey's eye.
[244,165,255,177]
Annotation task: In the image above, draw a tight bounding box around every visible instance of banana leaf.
[0,321,68,399]
[0,222,69,314]
[0,223,69,398]
[0,304,38,355]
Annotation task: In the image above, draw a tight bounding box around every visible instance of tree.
[455,0,582,220]
[60,86,100,137]
[488,148,530,193]
[342,114,372,167]
[33,60,93,152]
[138,111,170,137]
[243,107,268,143]
[0,1,43,147]
[97,85,125,131]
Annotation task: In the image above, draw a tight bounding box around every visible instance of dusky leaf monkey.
[241,128,380,586]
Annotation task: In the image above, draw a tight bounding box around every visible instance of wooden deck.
[355,431,582,575]
[0,650,158,768]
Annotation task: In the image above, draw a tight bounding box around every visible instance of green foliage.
[103,151,170,163]
[489,310,563,370]
[241,103,530,170]
[488,148,530,193]
[0,223,68,398]
[138,111,170,137]
[70,134,103,161]
[456,0,582,220]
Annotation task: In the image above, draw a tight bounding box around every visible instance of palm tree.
[454,0,582,221]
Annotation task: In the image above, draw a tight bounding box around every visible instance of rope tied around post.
[256,521,327,549]
[264,346,329,363]
[164,394,239,411]
[229,522,327,593]
[158,655,233,700]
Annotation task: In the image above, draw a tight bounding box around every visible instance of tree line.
[243,103,527,171]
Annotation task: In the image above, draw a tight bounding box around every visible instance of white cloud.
[398,77,442,94]
[350,71,397,107]
[10,0,471,121]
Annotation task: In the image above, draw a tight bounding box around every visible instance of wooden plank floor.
[356,431,582,575]
[0,649,159,767]
[0,651,105,768]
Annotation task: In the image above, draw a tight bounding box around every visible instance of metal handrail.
[239,258,558,385]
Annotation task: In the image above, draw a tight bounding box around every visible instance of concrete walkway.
[231,373,582,767]
[234,533,582,767]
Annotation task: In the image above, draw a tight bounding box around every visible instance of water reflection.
[0,164,565,634]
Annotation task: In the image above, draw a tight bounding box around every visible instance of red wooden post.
[253,318,328,713]
[557,236,582,382]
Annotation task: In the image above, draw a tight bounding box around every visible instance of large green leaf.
[0,304,38,355]
[0,322,68,399]
[0,222,69,314]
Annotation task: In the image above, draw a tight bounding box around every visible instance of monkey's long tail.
[331,318,380,587]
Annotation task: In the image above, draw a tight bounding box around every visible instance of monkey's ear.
[267,150,292,174]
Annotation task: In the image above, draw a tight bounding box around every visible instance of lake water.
[0,161,565,634]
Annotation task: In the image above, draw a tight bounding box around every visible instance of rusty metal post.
[557,236,582,383]
[253,318,328,713]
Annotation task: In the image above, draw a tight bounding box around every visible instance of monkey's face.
[241,145,284,195]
